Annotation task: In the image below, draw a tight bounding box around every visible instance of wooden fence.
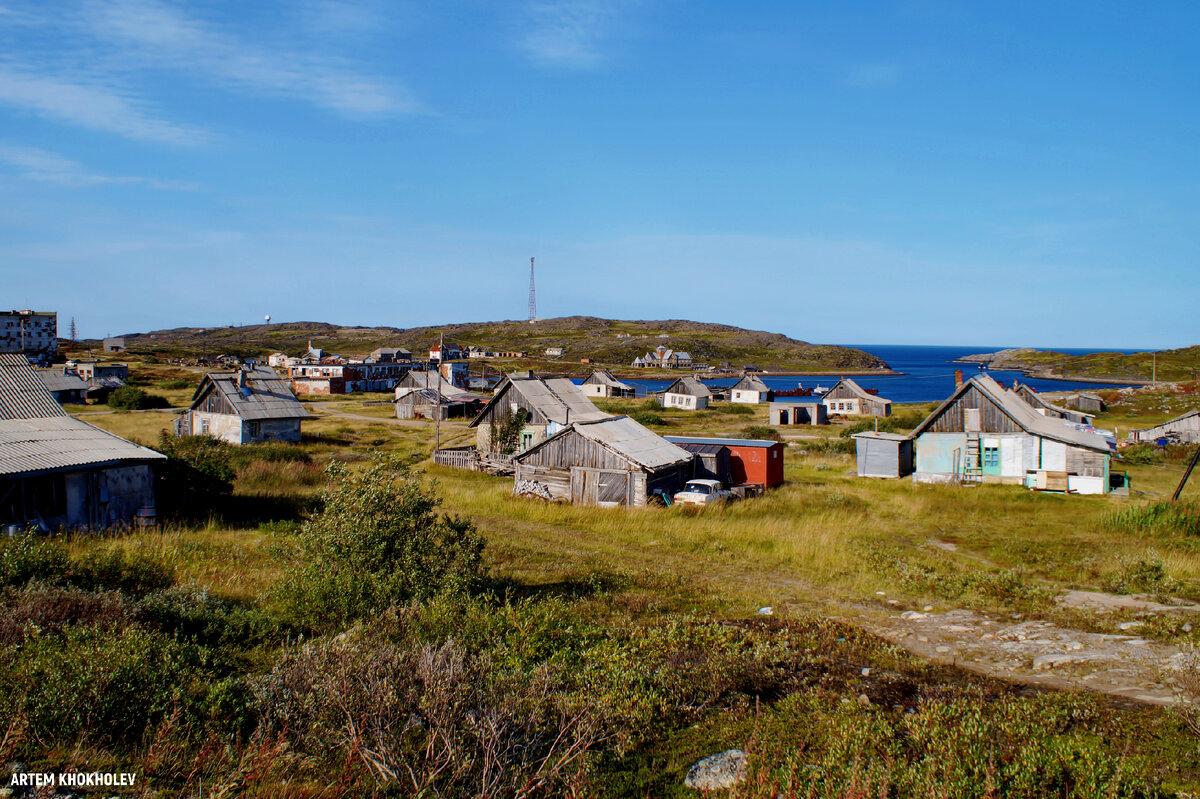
[432,448,515,475]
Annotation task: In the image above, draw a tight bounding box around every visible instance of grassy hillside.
[75,317,891,372]
[958,345,1200,383]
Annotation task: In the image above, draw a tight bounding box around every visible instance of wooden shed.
[822,379,892,417]
[769,401,827,426]
[1065,393,1106,414]
[663,436,785,488]
[1129,409,1200,444]
[512,416,694,506]
[853,432,913,478]
[1011,382,1096,425]
[394,388,479,420]
[668,440,732,485]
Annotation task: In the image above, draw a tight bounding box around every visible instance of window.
[200,418,210,434]
[521,432,534,450]
[983,446,1000,469]
[247,421,262,438]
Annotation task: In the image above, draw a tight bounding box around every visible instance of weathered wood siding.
[516,430,635,472]
[924,384,1022,434]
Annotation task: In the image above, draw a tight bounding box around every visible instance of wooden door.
[964,408,981,432]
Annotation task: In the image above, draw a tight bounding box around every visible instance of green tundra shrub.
[106,386,169,410]
[278,456,486,632]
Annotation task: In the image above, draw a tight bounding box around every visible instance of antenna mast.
[527,257,537,322]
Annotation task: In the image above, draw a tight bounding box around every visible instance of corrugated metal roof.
[530,416,693,470]
[193,367,312,421]
[663,435,782,449]
[672,441,728,456]
[0,415,166,476]
[0,354,68,420]
[544,378,610,423]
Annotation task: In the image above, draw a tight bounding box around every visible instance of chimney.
[954,369,963,389]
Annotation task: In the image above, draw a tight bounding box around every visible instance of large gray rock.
[684,749,747,791]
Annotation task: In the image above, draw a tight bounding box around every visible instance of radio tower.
[527,257,537,322]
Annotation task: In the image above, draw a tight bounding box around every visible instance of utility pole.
[435,332,443,453]
[528,257,537,322]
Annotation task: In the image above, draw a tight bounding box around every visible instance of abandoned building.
[769,400,828,426]
[176,366,311,444]
[470,372,610,454]
[0,353,165,530]
[512,416,694,506]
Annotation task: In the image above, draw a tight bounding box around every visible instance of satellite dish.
[264,315,271,324]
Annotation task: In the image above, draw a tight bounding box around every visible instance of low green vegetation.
[5,382,1200,795]
[107,386,171,410]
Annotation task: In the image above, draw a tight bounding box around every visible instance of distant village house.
[177,365,311,445]
[822,379,892,417]
[580,370,636,399]
[659,376,711,410]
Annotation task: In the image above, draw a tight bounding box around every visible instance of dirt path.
[855,608,1185,705]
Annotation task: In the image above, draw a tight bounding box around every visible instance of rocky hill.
[80,317,892,373]
[956,346,1200,384]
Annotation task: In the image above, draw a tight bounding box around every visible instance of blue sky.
[1,1,1196,348]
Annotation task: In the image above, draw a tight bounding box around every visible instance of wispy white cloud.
[0,67,209,145]
[518,0,635,68]
[0,142,197,189]
[83,0,421,116]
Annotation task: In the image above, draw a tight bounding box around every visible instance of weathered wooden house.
[730,375,772,404]
[660,376,711,410]
[580,370,636,399]
[910,374,1114,494]
[395,371,478,402]
[177,366,311,445]
[1065,393,1106,414]
[470,373,610,454]
[512,416,694,506]
[1129,409,1200,444]
[394,388,479,420]
[0,354,165,530]
[1011,382,1096,425]
[769,401,827,426]
[663,436,785,488]
[822,379,892,417]
[853,432,913,478]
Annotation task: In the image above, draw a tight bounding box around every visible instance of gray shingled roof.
[192,367,311,421]
[826,378,892,405]
[731,375,770,393]
[396,372,477,402]
[0,354,67,420]
[521,415,693,471]
[663,376,712,398]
